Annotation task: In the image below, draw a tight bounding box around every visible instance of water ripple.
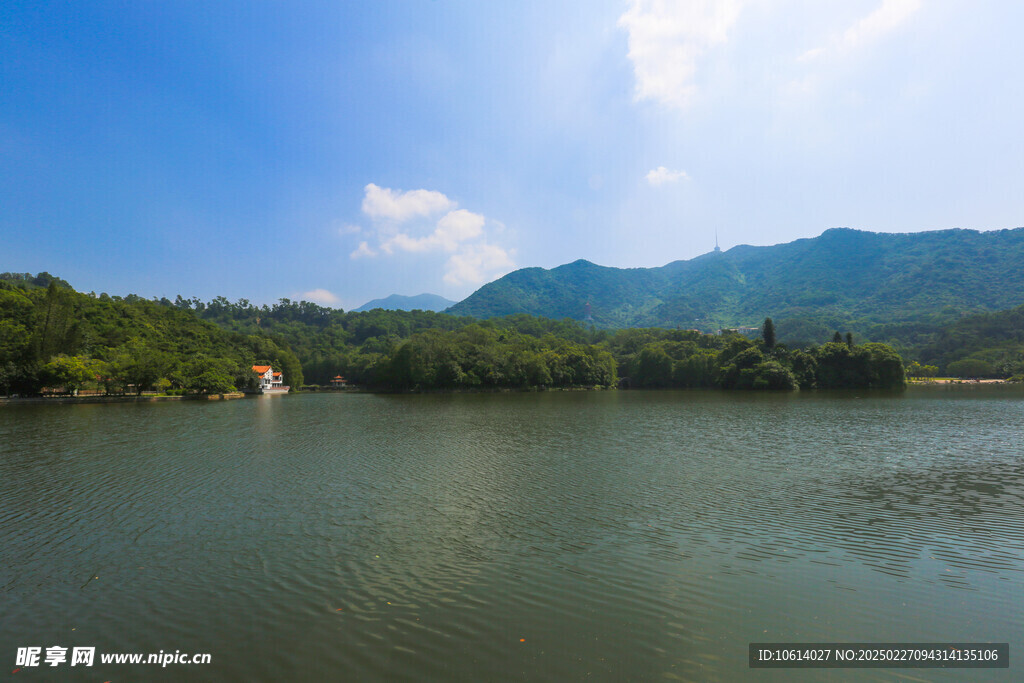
[2,389,1023,680]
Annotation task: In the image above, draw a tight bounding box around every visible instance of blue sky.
[3,1,1023,310]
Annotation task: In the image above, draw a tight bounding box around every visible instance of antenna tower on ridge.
[714,230,721,253]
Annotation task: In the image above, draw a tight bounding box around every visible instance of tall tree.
[762,317,776,349]
[33,280,78,361]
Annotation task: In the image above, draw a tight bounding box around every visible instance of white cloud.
[352,183,515,287]
[434,210,486,250]
[380,209,486,254]
[380,232,430,254]
[841,0,921,50]
[444,243,516,286]
[350,240,377,259]
[646,166,690,186]
[785,1,924,103]
[618,0,743,109]
[299,288,341,305]
[337,223,362,235]
[360,183,455,222]
[801,0,922,61]
[619,1,926,112]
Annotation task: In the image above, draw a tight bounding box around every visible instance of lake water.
[2,387,1023,681]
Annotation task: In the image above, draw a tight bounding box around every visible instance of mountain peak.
[353,293,456,313]
[447,227,1024,329]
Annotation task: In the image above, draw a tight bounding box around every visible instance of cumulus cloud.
[443,243,516,286]
[350,240,377,259]
[618,0,743,109]
[381,209,485,254]
[646,166,690,186]
[299,289,341,306]
[436,210,486,248]
[360,183,455,222]
[348,183,514,286]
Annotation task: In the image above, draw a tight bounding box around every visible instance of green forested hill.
[910,303,1024,378]
[180,297,596,386]
[0,275,300,395]
[5,247,1017,396]
[447,228,1024,338]
[181,297,906,391]
[0,273,912,393]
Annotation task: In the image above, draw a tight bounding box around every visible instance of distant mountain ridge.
[353,293,456,313]
[447,227,1024,333]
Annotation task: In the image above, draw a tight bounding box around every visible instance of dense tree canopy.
[610,328,902,391]
[0,276,297,395]
[0,274,914,395]
[907,303,1024,379]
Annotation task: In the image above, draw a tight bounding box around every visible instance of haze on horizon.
[3,1,1023,310]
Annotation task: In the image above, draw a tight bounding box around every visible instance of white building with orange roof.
[252,365,288,393]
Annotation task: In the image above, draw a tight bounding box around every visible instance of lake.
[2,387,1022,681]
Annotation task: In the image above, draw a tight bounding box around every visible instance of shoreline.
[0,392,246,406]
[908,378,1011,385]
[4,381,1020,406]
